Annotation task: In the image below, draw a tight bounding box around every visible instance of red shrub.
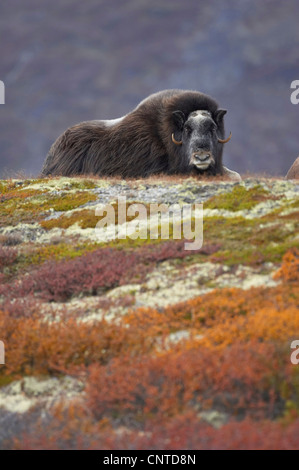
[0,241,220,302]
[1,296,42,318]
[0,246,17,269]
[139,240,221,263]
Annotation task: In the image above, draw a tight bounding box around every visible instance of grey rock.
[286,156,299,180]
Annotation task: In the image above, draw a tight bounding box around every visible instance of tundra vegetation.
[0,174,298,449]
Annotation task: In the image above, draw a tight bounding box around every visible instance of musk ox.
[41,89,241,180]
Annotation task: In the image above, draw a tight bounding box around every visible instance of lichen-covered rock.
[286,156,299,180]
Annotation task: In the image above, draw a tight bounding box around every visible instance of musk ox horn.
[217,132,232,144]
[171,133,182,146]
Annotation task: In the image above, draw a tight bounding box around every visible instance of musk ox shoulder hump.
[101,116,127,127]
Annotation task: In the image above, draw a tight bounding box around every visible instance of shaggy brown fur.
[41,89,228,178]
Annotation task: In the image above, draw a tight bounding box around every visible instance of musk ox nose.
[193,153,210,162]
[192,150,212,162]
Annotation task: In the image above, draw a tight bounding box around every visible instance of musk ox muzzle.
[191,150,215,170]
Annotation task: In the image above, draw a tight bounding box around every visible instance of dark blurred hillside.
[0,0,298,177]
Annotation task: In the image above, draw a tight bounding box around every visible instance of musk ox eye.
[184,125,192,135]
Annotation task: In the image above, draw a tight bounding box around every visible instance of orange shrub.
[86,342,286,422]
[274,247,299,282]
[0,310,152,378]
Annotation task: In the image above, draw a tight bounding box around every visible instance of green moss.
[196,213,298,266]
[22,178,47,186]
[40,209,99,230]
[1,180,46,195]
[204,215,255,233]
[20,177,98,190]
[289,199,299,209]
[44,191,97,212]
[0,190,98,227]
[0,189,48,227]
[19,241,102,267]
[0,375,15,388]
[247,223,291,246]
[66,179,97,190]
[205,185,275,211]
[1,188,45,200]
[266,195,299,217]
[259,240,299,263]
[40,201,151,231]
[0,181,11,194]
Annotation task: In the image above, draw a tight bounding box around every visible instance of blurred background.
[0,0,298,178]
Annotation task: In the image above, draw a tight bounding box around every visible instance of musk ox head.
[171,109,231,173]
